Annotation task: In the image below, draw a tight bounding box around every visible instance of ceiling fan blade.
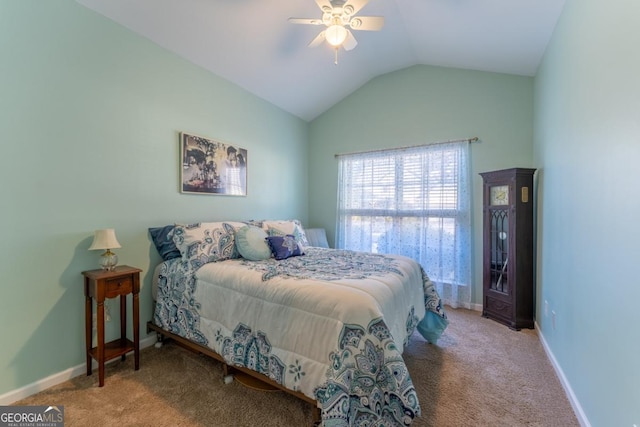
[342,30,358,51]
[315,0,333,13]
[343,0,370,16]
[309,31,326,48]
[289,18,324,25]
[349,16,384,31]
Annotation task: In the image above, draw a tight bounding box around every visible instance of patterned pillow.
[172,221,245,269]
[243,219,264,228]
[148,225,181,261]
[266,235,304,260]
[235,225,271,261]
[263,220,310,247]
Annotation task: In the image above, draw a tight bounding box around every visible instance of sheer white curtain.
[336,141,471,308]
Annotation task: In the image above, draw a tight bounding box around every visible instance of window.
[336,141,471,307]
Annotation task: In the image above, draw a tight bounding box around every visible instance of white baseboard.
[469,302,482,312]
[0,335,157,405]
[535,321,591,427]
[445,302,483,311]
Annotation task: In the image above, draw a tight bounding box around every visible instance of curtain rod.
[334,136,479,158]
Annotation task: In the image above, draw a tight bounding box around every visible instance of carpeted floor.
[14,307,579,426]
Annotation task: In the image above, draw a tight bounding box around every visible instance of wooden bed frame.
[146,321,321,425]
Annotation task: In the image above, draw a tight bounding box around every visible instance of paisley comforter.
[153,247,448,426]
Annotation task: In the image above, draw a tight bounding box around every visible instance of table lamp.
[88,229,121,271]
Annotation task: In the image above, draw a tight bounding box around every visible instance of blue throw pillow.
[266,235,304,260]
[149,225,181,261]
[235,225,271,261]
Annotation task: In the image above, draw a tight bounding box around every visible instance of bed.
[148,220,448,426]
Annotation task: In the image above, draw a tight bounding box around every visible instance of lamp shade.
[88,229,121,250]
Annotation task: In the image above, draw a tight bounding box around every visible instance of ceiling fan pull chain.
[334,47,339,65]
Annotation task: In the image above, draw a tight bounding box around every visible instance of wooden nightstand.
[82,265,142,386]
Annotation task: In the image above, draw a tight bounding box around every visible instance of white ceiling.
[76,0,566,122]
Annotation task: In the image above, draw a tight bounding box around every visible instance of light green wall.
[309,65,534,305]
[534,0,640,425]
[0,1,308,396]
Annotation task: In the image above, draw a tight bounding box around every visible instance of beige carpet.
[14,308,579,426]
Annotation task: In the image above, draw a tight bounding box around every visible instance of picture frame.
[179,132,247,196]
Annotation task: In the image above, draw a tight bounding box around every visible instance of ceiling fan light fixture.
[325,24,348,47]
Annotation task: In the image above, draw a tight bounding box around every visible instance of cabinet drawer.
[484,296,513,320]
[105,276,132,297]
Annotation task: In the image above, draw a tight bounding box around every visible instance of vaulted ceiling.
[76,0,566,121]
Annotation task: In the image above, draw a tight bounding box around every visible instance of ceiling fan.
[289,0,384,64]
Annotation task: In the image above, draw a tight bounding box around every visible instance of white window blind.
[336,141,472,308]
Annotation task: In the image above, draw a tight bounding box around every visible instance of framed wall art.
[179,132,247,196]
